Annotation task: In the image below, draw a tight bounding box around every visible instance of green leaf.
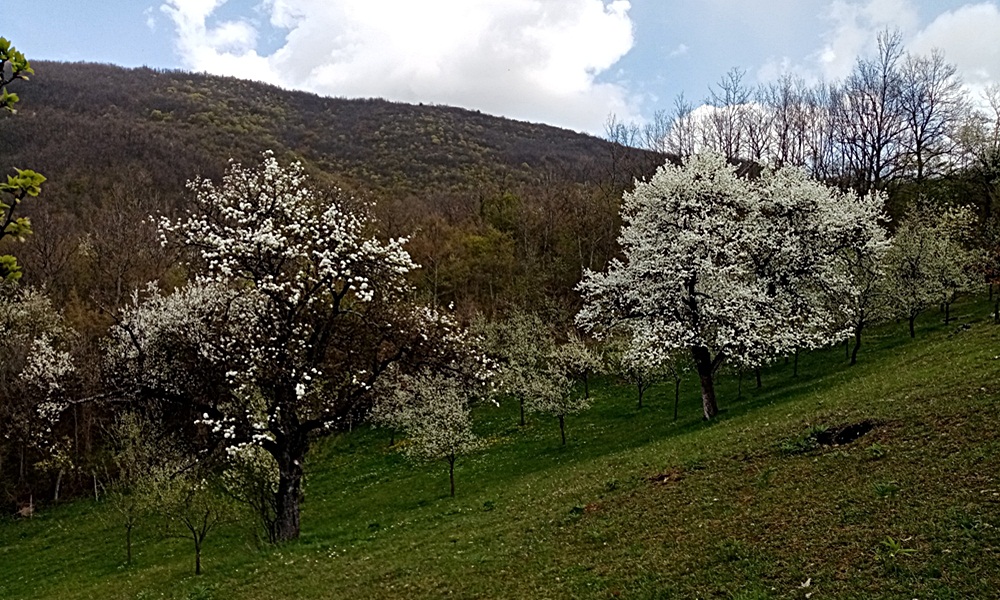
[4,216,32,239]
[0,169,45,198]
[0,255,22,282]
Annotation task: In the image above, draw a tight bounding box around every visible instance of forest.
[3,29,1000,598]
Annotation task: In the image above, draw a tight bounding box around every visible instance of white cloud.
[160,0,637,133]
[814,0,919,80]
[144,6,158,31]
[669,43,689,58]
[909,3,1000,96]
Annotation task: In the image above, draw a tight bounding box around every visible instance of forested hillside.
[1,60,662,320]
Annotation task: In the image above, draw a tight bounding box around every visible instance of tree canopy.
[578,152,887,419]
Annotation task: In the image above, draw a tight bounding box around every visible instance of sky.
[6,0,1000,134]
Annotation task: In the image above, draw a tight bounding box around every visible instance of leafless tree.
[830,29,908,195]
[663,93,698,159]
[899,49,968,182]
[702,68,751,160]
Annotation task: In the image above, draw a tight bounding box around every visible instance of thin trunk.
[194,537,202,575]
[850,322,863,366]
[583,372,590,399]
[637,380,644,409]
[908,313,916,338]
[844,338,849,360]
[558,414,566,446]
[53,468,64,502]
[519,397,525,427]
[793,348,799,378]
[990,282,994,302]
[944,301,951,325]
[448,455,456,498]
[126,522,133,565]
[691,347,719,420]
[673,377,680,422]
[737,370,743,399]
[754,367,761,389]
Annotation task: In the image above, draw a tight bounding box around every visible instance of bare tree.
[641,109,672,154]
[830,30,908,195]
[899,49,968,183]
[663,93,698,159]
[956,85,1000,224]
[702,68,751,160]
[744,88,774,164]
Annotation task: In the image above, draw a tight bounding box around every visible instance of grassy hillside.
[3,299,1000,599]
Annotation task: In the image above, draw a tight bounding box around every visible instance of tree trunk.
[583,372,590,399]
[850,322,863,366]
[637,381,644,409]
[126,522,133,565]
[448,455,456,498]
[673,377,680,422]
[844,338,849,360]
[995,298,999,324]
[944,301,951,325]
[908,313,916,338]
[194,537,202,575]
[793,348,799,378]
[559,414,566,446]
[273,442,307,543]
[519,396,525,427]
[53,468,64,502]
[737,370,743,399]
[754,367,761,389]
[691,347,719,420]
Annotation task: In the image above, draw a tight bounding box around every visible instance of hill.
[0,61,662,318]
[2,297,998,599]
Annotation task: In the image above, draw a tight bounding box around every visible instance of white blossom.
[578,152,888,418]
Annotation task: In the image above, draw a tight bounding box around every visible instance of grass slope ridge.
[3,300,1000,599]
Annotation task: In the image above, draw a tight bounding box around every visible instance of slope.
[2,299,998,599]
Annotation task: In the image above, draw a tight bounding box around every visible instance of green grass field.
[4,299,1000,599]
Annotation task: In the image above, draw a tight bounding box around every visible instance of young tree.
[380,370,479,497]
[884,201,951,336]
[526,365,590,446]
[220,444,279,544]
[604,328,670,410]
[925,205,979,324]
[150,459,234,575]
[106,152,470,542]
[103,411,162,565]
[480,311,554,426]
[0,38,45,282]
[549,331,602,399]
[578,152,886,419]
